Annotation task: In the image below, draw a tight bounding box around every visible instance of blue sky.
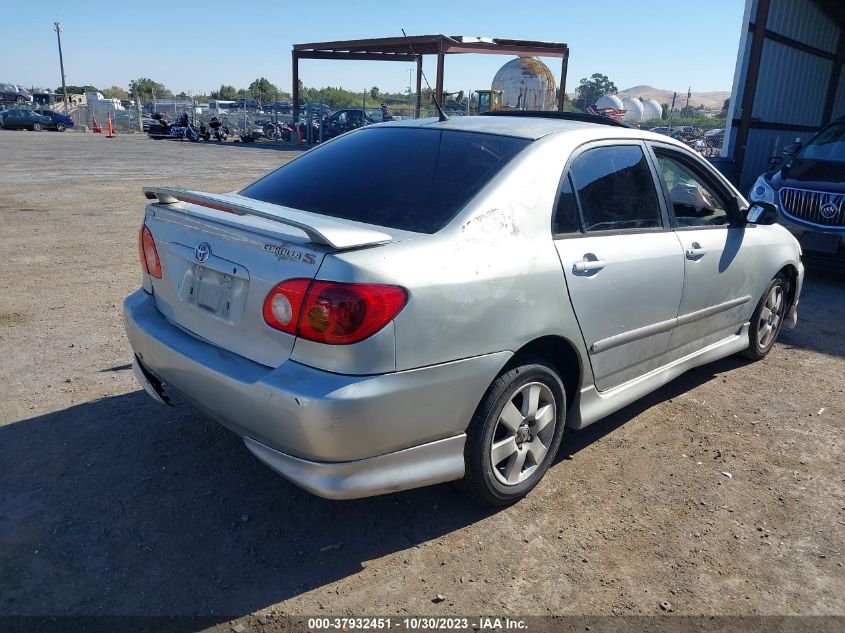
[1,0,744,96]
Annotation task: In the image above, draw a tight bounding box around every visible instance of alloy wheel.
[757,284,784,349]
[490,382,557,486]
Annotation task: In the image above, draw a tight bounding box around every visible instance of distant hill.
[618,85,730,111]
[566,84,730,111]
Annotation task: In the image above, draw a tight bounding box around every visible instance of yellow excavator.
[475,89,504,114]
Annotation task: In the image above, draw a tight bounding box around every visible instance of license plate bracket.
[801,232,840,255]
[186,264,234,319]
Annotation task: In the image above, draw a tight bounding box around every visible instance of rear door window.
[241,128,530,233]
[654,152,730,226]
[569,145,663,232]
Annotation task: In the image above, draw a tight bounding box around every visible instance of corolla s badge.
[195,242,211,263]
[820,202,839,219]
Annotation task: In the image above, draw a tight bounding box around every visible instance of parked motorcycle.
[169,112,201,142]
[147,112,173,139]
[208,116,229,142]
[239,123,267,143]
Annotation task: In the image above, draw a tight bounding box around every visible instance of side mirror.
[782,141,802,158]
[767,155,783,170]
[746,202,778,225]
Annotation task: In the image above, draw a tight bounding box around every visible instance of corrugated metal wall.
[752,40,832,126]
[834,66,845,117]
[766,0,839,52]
[725,0,844,193]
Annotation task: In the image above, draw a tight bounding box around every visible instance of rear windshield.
[240,127,531,233]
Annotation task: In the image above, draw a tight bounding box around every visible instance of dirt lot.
[1,133,843,624]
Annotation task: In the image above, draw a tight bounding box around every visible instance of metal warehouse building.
[724,0,845,192]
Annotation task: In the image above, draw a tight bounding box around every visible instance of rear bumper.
[123,290,509,498]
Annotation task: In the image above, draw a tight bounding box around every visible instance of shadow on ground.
[1,269,841,619]
[778,268,845,358]
[1,356,749,619]
[194,139,311,153]
[1,390,492,619]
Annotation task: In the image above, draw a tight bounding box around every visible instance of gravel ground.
[1,132,843,625]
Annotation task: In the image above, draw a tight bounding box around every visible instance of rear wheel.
[739,274,788,361]
[459,357,566,506]
[32,122,43,131]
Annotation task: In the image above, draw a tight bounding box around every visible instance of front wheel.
[55,122,66,132]
[459,357,566,506]
[739,274,788,361]
[32,122,43,131]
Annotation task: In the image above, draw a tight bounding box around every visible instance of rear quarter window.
[240,127,531,234]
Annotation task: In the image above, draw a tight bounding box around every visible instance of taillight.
[138,224,161,278]
[263,279,407,345]
[262,278,310,335]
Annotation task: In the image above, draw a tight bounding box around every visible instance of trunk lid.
[141,188,402,368]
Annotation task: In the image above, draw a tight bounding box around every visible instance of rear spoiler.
[142,186,391,250]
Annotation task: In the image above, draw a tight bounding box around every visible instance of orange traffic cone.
[106,114,115,138]
[92,117,102,133]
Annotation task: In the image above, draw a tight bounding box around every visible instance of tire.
[15,96,25,104]
[459,356,567,506]
[32,122,43,131]
[55,122,66,132]
[739,273,788,361]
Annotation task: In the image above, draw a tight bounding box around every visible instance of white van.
[209,100,236,115]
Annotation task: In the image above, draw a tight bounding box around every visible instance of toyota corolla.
[124,112,803,505]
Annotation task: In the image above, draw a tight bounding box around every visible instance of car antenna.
[401,29,449,122]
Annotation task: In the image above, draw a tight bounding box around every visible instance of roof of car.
[383,114,674,143]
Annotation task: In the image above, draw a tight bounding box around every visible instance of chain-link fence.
[634,121,726,157]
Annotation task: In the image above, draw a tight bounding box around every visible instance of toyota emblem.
[195,242,211,263]
[820,202,839,219]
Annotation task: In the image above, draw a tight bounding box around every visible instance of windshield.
[240,127,530,234]
[799,122,845,163]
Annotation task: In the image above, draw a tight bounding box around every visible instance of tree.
[212,84,238,100]
[370,86,380,100]
[128,78,170,103]
[720,98,730,116]
[661,103,669,120]
[57,84,97,95]
[248,77,278,103]
[680,105,703,117]
[573,73,617,110]
[101,85,128,100]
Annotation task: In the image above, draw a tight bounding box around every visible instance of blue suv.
[749,116,845,263]
[34,109,75,132]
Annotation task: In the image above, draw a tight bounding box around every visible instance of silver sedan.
[124,113,803,505]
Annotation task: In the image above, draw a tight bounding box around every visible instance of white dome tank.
[594,94,623,110]
[621,97,644,122]
[491,57,557,111]
[642,99,663,120]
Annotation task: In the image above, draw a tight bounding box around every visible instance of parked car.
[323,108,374,139]
[125,113,803,506]
[0,109,51,130]
[749,116,845,262]
[231,98,262,110]
[0,83,32,105]
[34,109,74,132]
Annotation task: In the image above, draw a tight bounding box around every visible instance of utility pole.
[54,22,69,114]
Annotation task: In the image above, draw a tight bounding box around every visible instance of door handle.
[573,258,607,273]
[685,242,706,260]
